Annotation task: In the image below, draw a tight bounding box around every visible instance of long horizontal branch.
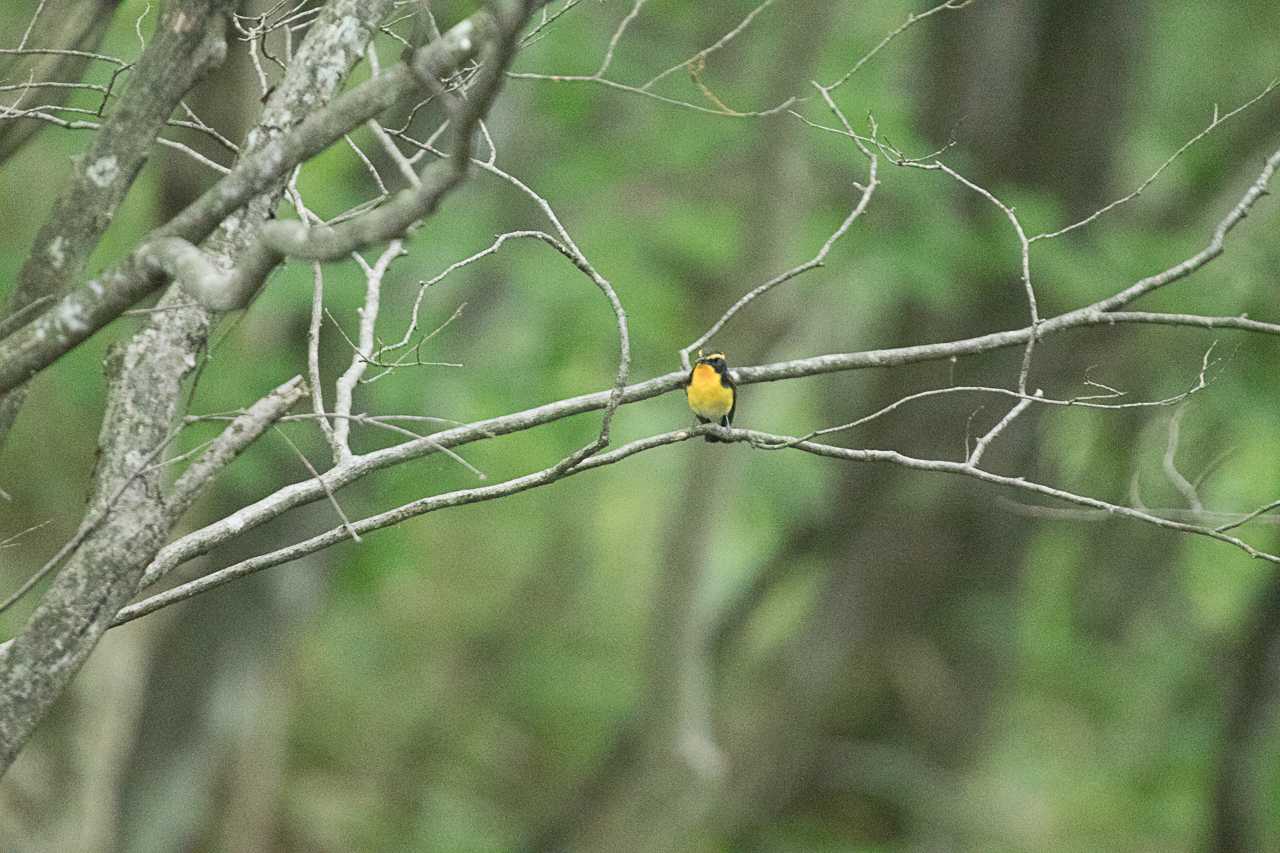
[137,301,1280,592]
[748,431,1280,562]
[115,412,1280,629]
[44,133,1275,593]
[120,429,689,626]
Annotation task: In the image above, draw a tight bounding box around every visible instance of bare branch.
[967,392,1037,467]
[0,1,551,395]
[98,397,1280,632]
[1216,499,1280,534]
[1031,79,1280,242]
[641,0,775,91]
[117,426,704,628]
[132,290,1280,595]
[21,0,58,51]
[679,83,878,369]
[744,429,1280,563]
[0,108,233,173]
[0,0,237,448]
[306,266,336,451]
[0,0,123,166]
[167,376,306,513]
[597,0,646,78]
[0,520,51,551]
[273,426,361,544]
[890,156,1039,391]
[825,0,974,93]
[330,242,405,461]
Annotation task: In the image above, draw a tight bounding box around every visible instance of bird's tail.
[704,415,729,443]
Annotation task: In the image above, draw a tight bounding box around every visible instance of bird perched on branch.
[685,351,736,443]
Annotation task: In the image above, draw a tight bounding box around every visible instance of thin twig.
[679,83,878,369]
[0,520,52,550]
[168,376,307,512]
[273,426,361,544]
[107,415,1280,629]
[1031,79,1280,242]
[1216,498,1280,534]
[825,0,974,93]
[642,0,775,91]
[307,262,336,448]
[967,392,1037,467]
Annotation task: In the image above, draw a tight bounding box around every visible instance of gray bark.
[0,0,232,451]
[0,0,393,774]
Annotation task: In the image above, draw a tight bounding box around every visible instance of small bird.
[685,351,736,443]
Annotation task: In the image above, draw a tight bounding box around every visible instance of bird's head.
[696,351,728,373]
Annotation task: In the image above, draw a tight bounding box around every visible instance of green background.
[1,1,1279,850]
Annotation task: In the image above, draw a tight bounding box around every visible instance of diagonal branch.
[679,82,877,369]
[99,406,1280,633]
[0,0,553,398]
[0,0,399,778]
[135,302,1280,594]
[967,392,1037,467]
[0,0,125,166]
[0,0,236,451]
[167,376,306,513]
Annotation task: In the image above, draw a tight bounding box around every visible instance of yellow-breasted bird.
[685,351,736,443]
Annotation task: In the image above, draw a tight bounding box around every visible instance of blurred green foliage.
[2,0,1280,850]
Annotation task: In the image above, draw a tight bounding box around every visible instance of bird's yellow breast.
[686,363,733,419]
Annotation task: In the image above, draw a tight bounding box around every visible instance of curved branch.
[0,0,552,396]
[679,83,877,369]
[106,406,1280,632]
[0,0,235,449]
[136,301,1280,592]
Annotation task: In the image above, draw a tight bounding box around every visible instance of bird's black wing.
[723,370,736,426]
